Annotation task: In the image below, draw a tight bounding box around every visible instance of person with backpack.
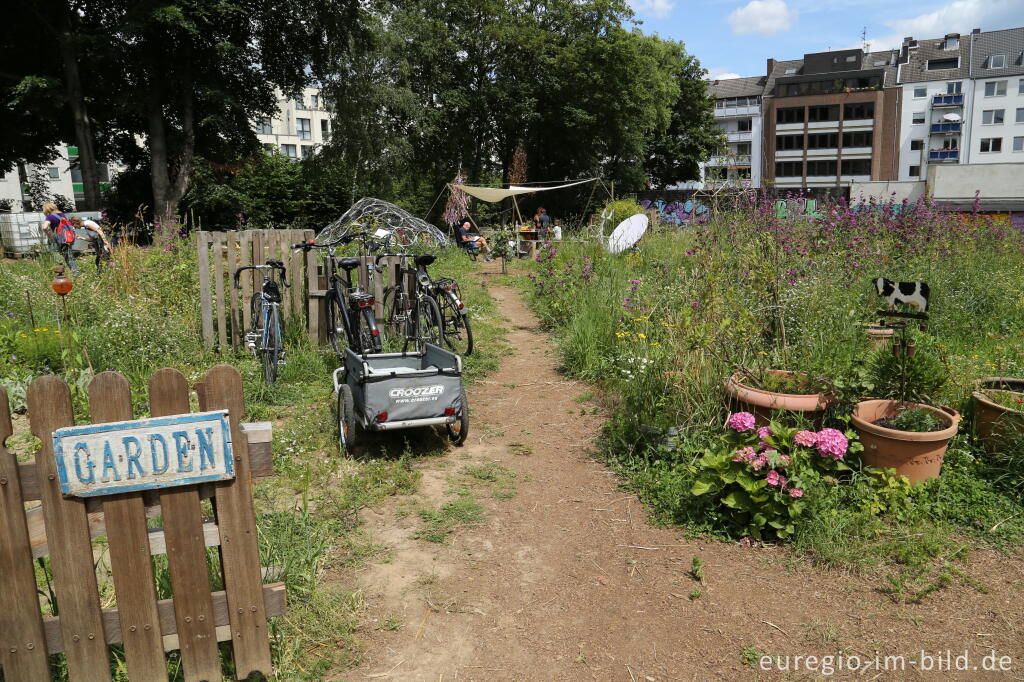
[70,216,112,272]
[42,202,80,275]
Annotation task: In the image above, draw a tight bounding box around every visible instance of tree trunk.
[147,89,172,223]
[57,29,101,210]
[147,44,195,228]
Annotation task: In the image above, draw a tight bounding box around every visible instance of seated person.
[455,218,492,261]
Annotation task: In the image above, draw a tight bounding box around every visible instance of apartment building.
[965,28,1024,164]
[761,49,901,192]
[255,87,333,159]
[0,145,117,212]
[703,76,767,187]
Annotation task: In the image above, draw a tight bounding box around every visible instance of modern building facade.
[702,76,766,187]
[965,27,1024,165]
[254,87,332,160]
[0,145,117,212]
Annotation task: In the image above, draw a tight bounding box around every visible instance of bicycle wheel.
[262,306,281,384]
[413,296,443,352]
[440,290,473,356]
[446,389,469,445]
[358,307,382,354]
[326,287,348,357]
[248,296,263,355]
[337,384,359,454]
[382,286,406,344]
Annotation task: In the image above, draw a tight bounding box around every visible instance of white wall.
[255,87,333,158]
[967,76,1024,163]
[929,163,1023,201]
[850,180,926,203]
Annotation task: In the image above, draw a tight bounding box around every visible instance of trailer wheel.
[337,384,359,454]
[446,390,469,446]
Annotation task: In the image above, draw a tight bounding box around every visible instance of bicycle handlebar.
[233,260,288,289]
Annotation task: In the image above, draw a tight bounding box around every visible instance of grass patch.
[413,490,486,543]
[462,461,518,499]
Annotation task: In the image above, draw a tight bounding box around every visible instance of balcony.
[725,131,752,142]
[707,154,752,166]
[714,105,760,118]
[932,94,964,107]
[928,149,960,161]
[930,122,961,134]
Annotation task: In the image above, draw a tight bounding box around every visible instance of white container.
[0,212,47,257]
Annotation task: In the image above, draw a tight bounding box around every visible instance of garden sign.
[53,410,235,497]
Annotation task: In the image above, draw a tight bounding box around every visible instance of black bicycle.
[234,259,289,384]
[431,276,473,356]
[293,232,382,356]
[379,253,445,353]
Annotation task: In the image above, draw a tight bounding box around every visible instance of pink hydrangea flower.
[765,469,781,486]
[788,488,804,498]
[794,430,817,447]
[815,428,849,459]
[752,455,769,470]
[727,412,756,432]
[732,446,757,463]
[757,426,772,439]
[777,454,791,467]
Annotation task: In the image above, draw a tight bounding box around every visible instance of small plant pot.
[971,377,1024,449]
[861,323,893,350]
[724,370,835,426]
[851,399,960,484]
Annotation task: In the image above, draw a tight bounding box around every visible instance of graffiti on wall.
[638,199,709,225]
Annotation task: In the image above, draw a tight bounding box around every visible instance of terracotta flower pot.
[971,377,1024,449]
[851,399,960,484]
[724,370,834,426]
[861,323,893,350]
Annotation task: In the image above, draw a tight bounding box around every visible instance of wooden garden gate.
[0,366,284,681]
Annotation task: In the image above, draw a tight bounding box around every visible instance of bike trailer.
[333,343,465,431]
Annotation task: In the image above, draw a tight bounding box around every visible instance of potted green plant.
[971,377,1024,449]
[725,369,835,425]
[850,327,958,484]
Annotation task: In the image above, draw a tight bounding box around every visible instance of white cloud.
[727,0,795,36]
[631,0,674,19]
[708,67,743,80]
[868,0,1024,50]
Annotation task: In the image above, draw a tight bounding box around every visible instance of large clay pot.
[971,377,1024,449]
[724,370,834,425]
[851,400,960,484]
[862,323,893,350]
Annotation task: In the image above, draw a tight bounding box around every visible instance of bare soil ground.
[333,266,1024,681]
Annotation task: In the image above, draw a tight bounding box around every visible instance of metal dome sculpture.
[315,197,451,248]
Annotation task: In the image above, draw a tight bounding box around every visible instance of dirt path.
[336,269,1024,681]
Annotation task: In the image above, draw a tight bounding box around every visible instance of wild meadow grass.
[0,237,506,679]
[524,197,1024,587]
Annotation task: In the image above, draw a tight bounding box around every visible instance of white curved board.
[606,214,649,253]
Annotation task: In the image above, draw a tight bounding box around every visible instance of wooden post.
[27,377,111,681]
[212,234,227,350]
[226,232,240,347]
[0,387,51,680]
[90,372,166,681]
[277,234,291,321]
[203,366,273,678]
[306,247,320,344]
[148,369,222,682]
[197,233,214,348]
[241,231,253,335]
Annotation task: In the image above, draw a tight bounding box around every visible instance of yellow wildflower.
[638,333,647,339]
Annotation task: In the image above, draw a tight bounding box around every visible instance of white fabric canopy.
[452,178,596,203]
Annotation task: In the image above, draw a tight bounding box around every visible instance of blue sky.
[628,0,1024,80]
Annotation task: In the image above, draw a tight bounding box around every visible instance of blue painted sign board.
[52,410,235,497]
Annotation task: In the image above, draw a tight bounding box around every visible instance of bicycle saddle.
[414,254,436,267]
[337,257,362,270]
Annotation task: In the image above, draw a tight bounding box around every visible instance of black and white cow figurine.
[873,277,930,312]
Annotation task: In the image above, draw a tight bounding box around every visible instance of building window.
[942,138,958,150]
[1016,108,1024,123]
[910,139,923,151]
[293,96,305,110]
[301,145,314,159]
[947,81,962,94]
[47,167,60,179]
[909,165,920,177]
[843,102,874,120]
[912,112,926,124]
[737,118,752,132]
[736,142,751,155]
[806,160,837,176]
[1013,137,1024,152]
[784,67,798,75]
[808,105,839,122]
[321,120,330,138]
[806,133,838,149]
[927,58,959,70]
[310,94,319,108]
[296,118,311,140]
[843,131,873,147]
[913,86,927,98]
[982,109,1005,125]
[262,143,276,153]
[1019,78,1024,95]
[841,159,872,175]
[776,134,802,150]
[980,138,1002,153]
[775,161,802,177]
[984,81,1007,97]
[257,118,273,135]
[281,144,297,158]
[945,36,959,50]
[988,54,1006,69]
[777,107,804,124]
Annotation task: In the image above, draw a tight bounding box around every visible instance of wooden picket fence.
[197,230,413,349]
[0,366,283,681]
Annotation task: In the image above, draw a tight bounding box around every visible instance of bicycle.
[378,253,445,353]
[234,259,289,384]
[293,231,382,357]
[430,276,473,356]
